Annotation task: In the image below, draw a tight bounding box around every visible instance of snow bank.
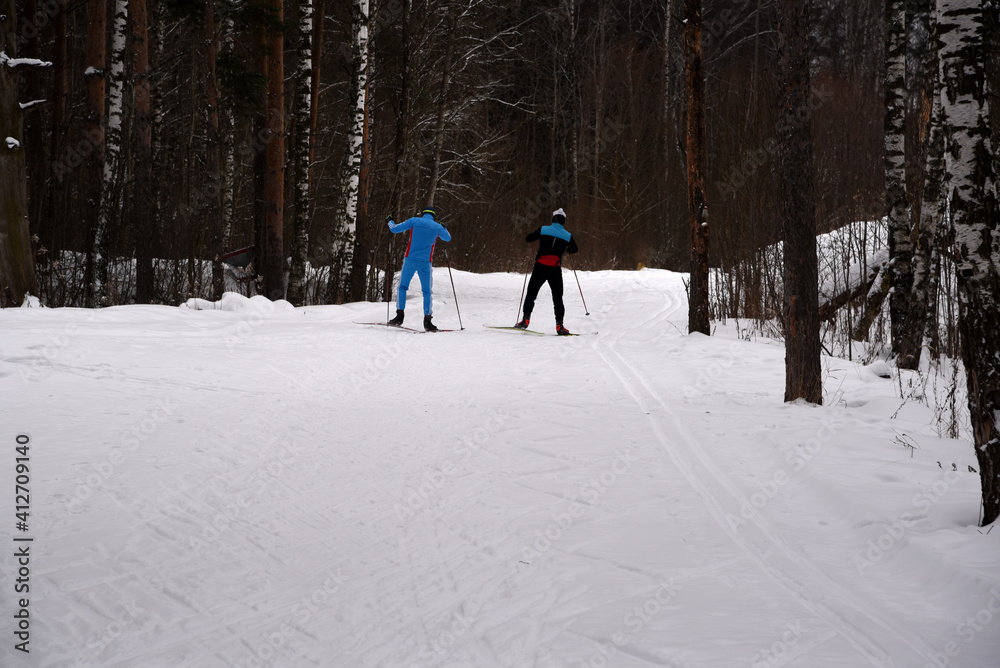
[180,291,295,315]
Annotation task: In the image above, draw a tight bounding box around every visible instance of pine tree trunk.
[327,0,369,303]
[0,3,39,305]
[132,0,155,302]
[684,0,710,336]
[252,24,268,295]
[264,0,286,301]
[938,0,999,525]
[21,0,43,239]
[205,0,224,300]
[95,0,128,305]
[83,0,107,307]
[426,0,457,210]
[46,0,68,240]
[886,0,915,362]
[386,0,412,305]
[777,0,822,404]
[288,0,314,306]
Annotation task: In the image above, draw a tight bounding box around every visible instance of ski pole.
[386,234,393,323]
[569,258,590,316]
[516,252,531,324]
[443,248,464,330]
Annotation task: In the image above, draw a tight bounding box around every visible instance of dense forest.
[3,0,896,308]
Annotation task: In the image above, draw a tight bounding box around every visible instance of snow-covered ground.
[1,268,996,668]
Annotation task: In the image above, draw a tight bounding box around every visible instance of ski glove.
[386,214,395,225]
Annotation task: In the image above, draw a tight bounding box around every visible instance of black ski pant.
[523,263,565,323]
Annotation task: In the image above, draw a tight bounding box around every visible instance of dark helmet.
[421,208,436,219]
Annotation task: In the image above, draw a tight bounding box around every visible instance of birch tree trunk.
[886,0,915,362]
[327,0,369,303]
[938,0,999,525]
[778,0,822,404]
[906,0,944,369]
[684,0,710,336]
[95,0,128,305]
[0,4,39,305]
[288,0,314,306]
[263,0,285,301]
[83,0,107,307]
[132,0,155,302]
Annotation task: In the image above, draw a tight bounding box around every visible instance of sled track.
[595,336,938,668]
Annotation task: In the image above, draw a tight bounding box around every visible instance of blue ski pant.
[397,258,434,315]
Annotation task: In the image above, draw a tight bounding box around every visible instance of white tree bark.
[288,0,314,305]
[94,0,128,304]
[938,0,1000,525]
[328,0,369,302]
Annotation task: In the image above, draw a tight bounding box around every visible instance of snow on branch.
[0,51,53,68]
[6,137,20,149]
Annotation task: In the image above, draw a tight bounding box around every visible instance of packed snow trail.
[0,269,997,667]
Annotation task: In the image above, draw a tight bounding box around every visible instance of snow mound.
[180,292,295,315]
[20,294,42,308]
[864,359,893,379]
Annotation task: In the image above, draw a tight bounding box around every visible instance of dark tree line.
[5,0,895,310]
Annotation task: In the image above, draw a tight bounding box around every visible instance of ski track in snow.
[1,269,997,668]
[595,337,919,667]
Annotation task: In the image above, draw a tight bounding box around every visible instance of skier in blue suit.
[387,208,451,331]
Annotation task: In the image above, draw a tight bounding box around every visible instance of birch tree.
[0,4,39,305]
[83,0,107,307]
[684,0,710,335]
[907,0,945,367]
[327,0,369,303]
[886,0,914,361]
[777,0,822,404]
[95,0,129,305]
[289,0,315,306]
[938,0,999,525]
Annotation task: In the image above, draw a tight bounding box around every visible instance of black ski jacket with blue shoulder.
[526,223,578,267]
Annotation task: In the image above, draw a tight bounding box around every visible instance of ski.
[356,322,460,333]
[484,325,591,337]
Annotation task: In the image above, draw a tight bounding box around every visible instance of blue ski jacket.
[388,212,451,263]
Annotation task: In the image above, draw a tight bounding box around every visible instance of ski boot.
[423,315,439,332]
[514,317,530,330]
[388,309,404,327]
[556,323,572,336]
